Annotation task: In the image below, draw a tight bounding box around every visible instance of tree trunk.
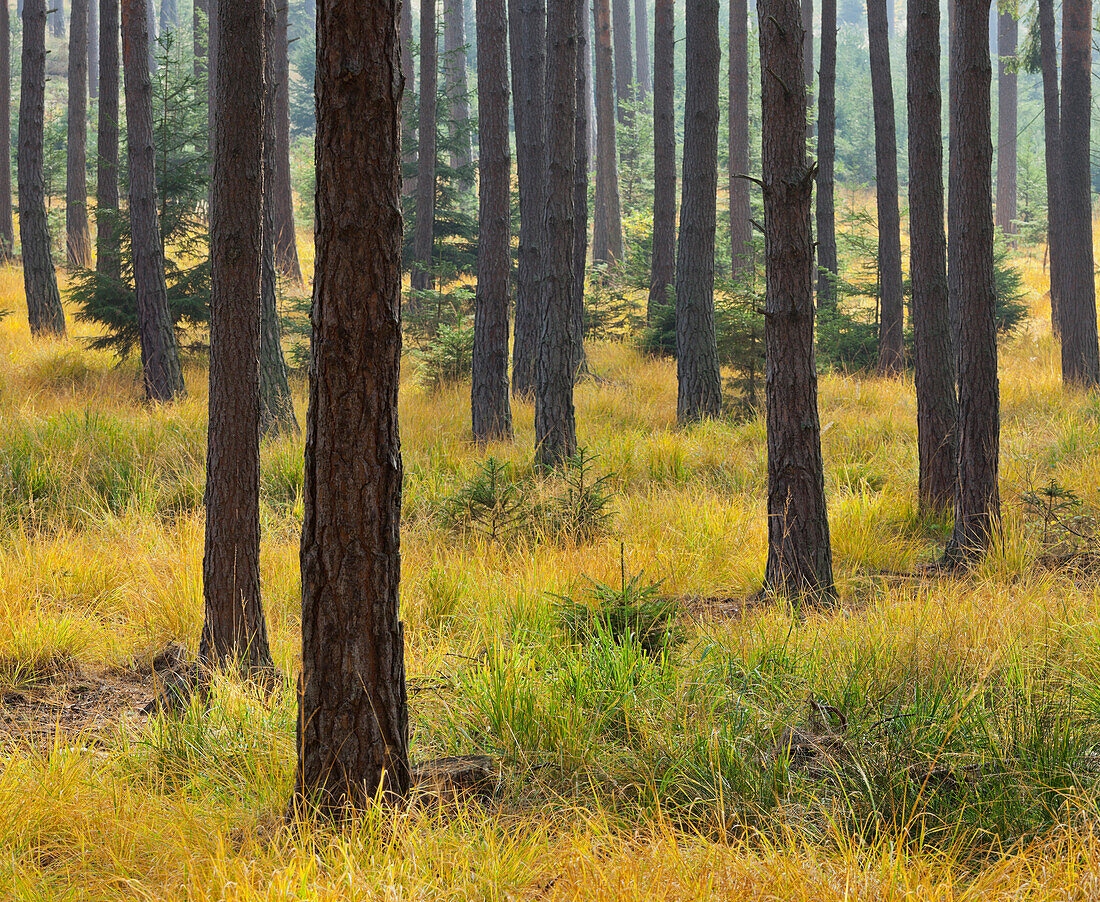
[88,0,98,97]
[947,0,959,358]
[995,6,1016,239]
[944,0,999,563]
[472,0,513,442]
[1059,0,1098,386]
[611,0,632,132]
[145,0,156,70]
[199,0,273,672]
[400,0,416,198]
[121,0,185,400]
[272,0,302,283]
[442,0,472,183]
[207,0,217,181]
[802,0,813,142]
[586,0,595,168]
[296,0,410,813]
[96,0,120,281]
[634,0,650,97]
[675,0,721,423]
[159,0,175,32]
[66,0,90,268]
[18,0,66,337]
[907,0,956,515]
[260,0,297,436]
[411,0,437,293]
[815,0,836,305]
[728,0,751,282]
[591,0,622,264]
[193,0,206,78]
[535,0,578,468]
[868,0,904,374]
[507,0,546,396]
[49,0,63,36]
[1038,0,1061,336]
[648,0,674,319]
[571,0,588,375]
[759,0,834,602]
[0,0,13,260]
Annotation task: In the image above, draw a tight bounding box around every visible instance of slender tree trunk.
[159,0,175,32]
[1059,0,1098,386]
[1038,0,1061,336]
[472,0,513,442]
[508,0,546,396]
[759,0,834,602]
[802,0,813,142]
[947,0,959,358]
[612,0,633,131]
[0,0,13,260]
[18,0,67,336]
[815,0,837,305]
[260,0,296,436]
[400,0,416,198]
[908,0,956,515]
[207,0,217,186]
[96,0,120,281]
[995,5,1016,238]
[121,0,185,400]
[296,0,410,813]
[868,0,904,374]
[193,0,206,78]
[592,0,622,263]
[411,0,437,292]
[145,0,156,69]
[66,0,91,268]
[571,0,588,374]
[648,0,675,318]
[675,0,721,423]
[944,0,999,564]
[728,0,751,282]
[88,0,98,97]
[634,0,650,97]
[199,0,273,672]
[49,0,63,36]
[586,0,596,168]
[272,0,302,283]
[535,0,578,467]
[442,0,472,183]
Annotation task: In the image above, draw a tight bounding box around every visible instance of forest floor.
[4,237,1100,899]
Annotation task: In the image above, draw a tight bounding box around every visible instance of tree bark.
[907,0,956,515]
[49,0,63,36]
[868,0,904,374]
[612,0,633,132]
[802,0,814,142]
[1037,0,1061,336]
[159,0,175,32]
[296,0,410,813]
[472,0,513,442]
[400,0,416,198]
[947,0,959,358]
[411,0,437,293]
[648,0,674,319]
[145,0,156,70]
[759,0,834,602]
[121,0,185,400]
[96,0,120,281]
[995,5,1017,239]
[815,0,836,305]
[592,0,622,264]
[0,0,13,260]
[66,0,90,268]
[442,0,472,183]
[88,0,98,97]
[18,0,66,336]
[507,0,546,396]
[944,0,999,564]
[199,0,273,672]
[1058,0,1098,386]
[272,0,302,283]
[535,0,578,468]
[634,0,649,97]
[675,0,721,423]
[571,0,588,375]
[728,0,751,282]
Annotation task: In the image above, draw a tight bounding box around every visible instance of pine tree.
[66,0,91,268]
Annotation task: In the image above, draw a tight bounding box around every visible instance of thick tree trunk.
[995,7,1017,238]
[535,0,578,467]
[88,0,98,97]
[400,0,416,198]
[612,0,633,131]
[592,0,622,264]
[199,0,273,672]
[96,0,120,281]
[18,0,66,336]
[675,0,721,423]
[868,0,904,374]
[159,0,175,31]
[296,0,410,813]
[944,0,999,564]
[571,0,588,374]
[759,0,834,602]
[648,0,675,319]
[0,0,13,260]
[121,0,185,400]
[411,0,437,293]
[66,0,90,268]
[802,0,813,142]
[1038,0,1061,336]
[472,0,513,442]
[815,0,837,305]
[1059,0,1098,386]
[442,0,472,183]
[634,0,650,96]
[260,0,296,436]
[728,0,751,282]
[508,0,546,396]
[907,0,957,515]
[272,0,302,283]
